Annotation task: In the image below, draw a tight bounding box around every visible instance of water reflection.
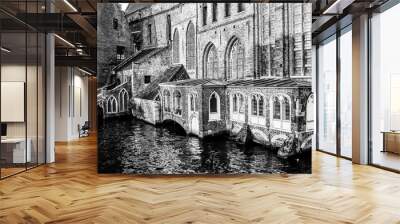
[98,117,311,174]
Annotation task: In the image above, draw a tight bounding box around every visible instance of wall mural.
[97,3,313,174]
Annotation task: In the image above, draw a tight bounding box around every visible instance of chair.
[79,121,90,138]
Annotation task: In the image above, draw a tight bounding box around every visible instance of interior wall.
[1,64,32,138]
[55,66,89,141]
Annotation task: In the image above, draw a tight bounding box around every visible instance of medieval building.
[98,3,314,155]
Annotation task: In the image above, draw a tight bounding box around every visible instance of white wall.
[55,66,89,141]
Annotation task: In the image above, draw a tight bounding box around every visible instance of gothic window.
[239,94,244,113]
[186,22,195,70]
[163,90,171,112]
[119,89,129,112]
[250,94,264,117]
[202,4,208,26]
[173,29,180,63]
[258,97,264,116]
[210,94,217,113]
[228,39,245,80]
[212,3,218,22]
[166,15,171,41]
[271,95,292,130]
[282,97,290,121]
[209,92,221,121]
[225,3,231,17]
[205,44,219,79]
[189,94,197,112]
[273,97,281,119]
[252,96,257,115]
[174,90,182,115]
[107,96,118,113]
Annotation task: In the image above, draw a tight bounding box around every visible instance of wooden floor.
[1,135,400,224]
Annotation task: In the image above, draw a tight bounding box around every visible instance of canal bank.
[98,116,311,174]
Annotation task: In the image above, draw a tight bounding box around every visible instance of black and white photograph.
[97,3,313,174]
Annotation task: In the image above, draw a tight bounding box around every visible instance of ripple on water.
[98,117,311,174]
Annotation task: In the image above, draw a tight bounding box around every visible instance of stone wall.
[132,98,161,125]
[97,3,131,87]
[197,3,256,80]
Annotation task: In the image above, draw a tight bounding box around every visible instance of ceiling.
[0,0,396,75]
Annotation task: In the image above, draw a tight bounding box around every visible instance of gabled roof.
[136,64,190,100]
[113,47,168,71]
[227,78,311,88]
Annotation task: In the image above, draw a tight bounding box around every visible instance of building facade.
[98,3,313,156]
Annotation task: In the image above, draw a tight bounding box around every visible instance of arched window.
[209,92,221,121]
[186,22,195,70]
[204,44,219,79]
[233,94,238,112]
[258,97,264,116]
[273,97,281,119]
[228,39,245,80]
[231,93,245,115]
[252,96,257,115]
[238,94,244,113]
[119,89,129,112]
[250,94,265,117]
[107,96,118,113]
[282,97,290,121]
[173,90,182,115]
[210,94,217,113]
[163,90,171,112]
[173,29,180,63]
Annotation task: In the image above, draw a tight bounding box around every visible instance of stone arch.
[225,36,245,80]
[300,135,313,150]
[250,129,269,145]
[162,119,186,135]
[271,134,289,147]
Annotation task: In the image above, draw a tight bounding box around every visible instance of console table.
[1,138,31,164]
[382,131,400,154]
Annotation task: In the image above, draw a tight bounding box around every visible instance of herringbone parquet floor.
[1,135,400,224]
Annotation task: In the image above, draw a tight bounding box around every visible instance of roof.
[227,78,311,88]
[125,3,151,15]
[160,79,226,87]
[113,47,168,71]
[136,64,190,100]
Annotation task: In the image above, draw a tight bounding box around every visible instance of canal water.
[98,117,311,174]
